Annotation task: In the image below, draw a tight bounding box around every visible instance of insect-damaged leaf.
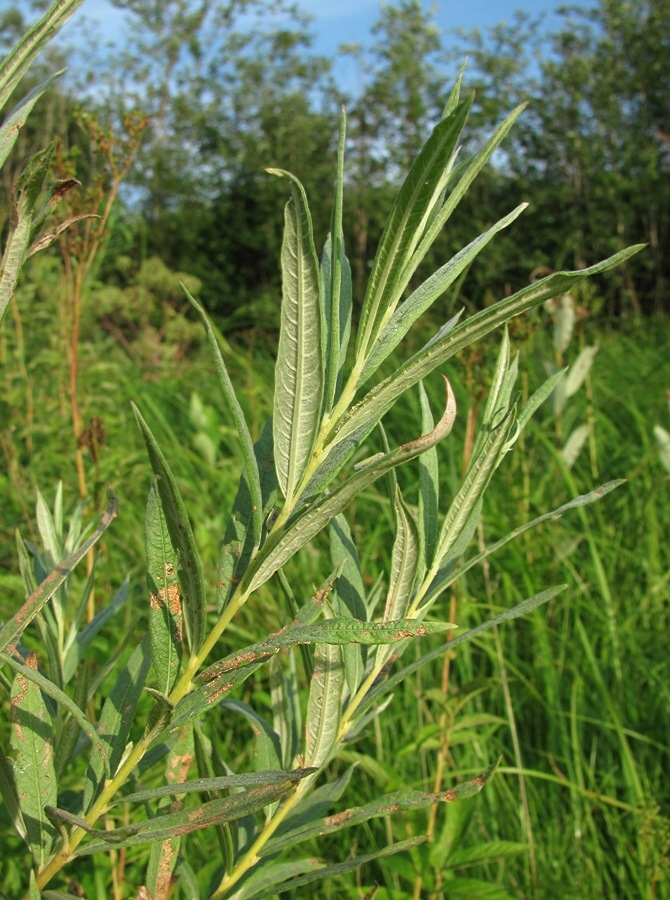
[198,617,456,685]
[10,653,57,868]
[146,478,183,694]
[72,771,311,855]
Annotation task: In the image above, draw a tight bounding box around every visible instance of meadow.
[2,279,668,897]
[1,3,669,897]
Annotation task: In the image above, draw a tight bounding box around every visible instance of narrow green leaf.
[359,204,526,384]
[425,482,626,609]
[0,494,118,655]
[356,100,472,360]
[263,766,354,857]
[330,515,367,621]
[322,107,351,409]
[305,641,344,769]
[199,618,456,685]
[132,403,206,654]
[269,169,324,504]
[228,859,323,900]
[0,0,85,111]
[146,479,183,694]
[383,485,420,622]
[146,723,194,900]
[418,382,439,570]
[110,770,315,809]
[185,290,263,546]
[0,139,71,321]
[1,651,106,781]
[220,700,282,773]
[359,586,567,717]
[0,742,27,842]
[217,417,278,613]
[262,765,497,872]
[517,368,566,434]
[337,247,645,446]
[252,836,426,898]
[433,408,515,571]
[167,659,266,733]
[270,654,301,770]
[84,635,152,811]
[245,377,457,594]
[10,654,57,867]
[63,577,129,684]
[73,773,310,855]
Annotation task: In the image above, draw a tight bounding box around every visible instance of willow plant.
[0,3,644,898]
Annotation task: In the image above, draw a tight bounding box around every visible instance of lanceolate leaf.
[84,636,152,811]
[72,774,311,855]
[358,586,567,718]
[146,724,194,900]
[0,743,26,842]
[336,247,644,446]
[383,486,421,622]
[356,99,472,360]
[263,763,498,860]
[244,378,457,594]
[1,651,106,779]
[133,403,206,654]
[198,618,456,685]
[185,290,262,546]
[146,479,183,694]
[432,408,515,569]
[424,481,627,608]
[0,70,61,168]
[10,654,57,868]
[167,659,267,734]
[251,837,427,898]
[108,770,315,808]
[305,641,343,769]
[359,204,527,384]
[0,0,85,112]
[418,382,440,570]
[322,107,351,409]
[0,494,118,655]
[269,169,324,504]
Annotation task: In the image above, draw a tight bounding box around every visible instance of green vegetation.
[1,1,668,899]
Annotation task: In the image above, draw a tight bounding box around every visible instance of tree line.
[2,0,668,329]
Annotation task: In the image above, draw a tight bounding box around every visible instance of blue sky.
[62,0,565,63]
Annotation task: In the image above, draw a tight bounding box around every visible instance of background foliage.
[1,0,669,898]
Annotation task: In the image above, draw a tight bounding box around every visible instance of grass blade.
[0,494,118,655]
[269,169,324,505]
[133,403,206,654]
